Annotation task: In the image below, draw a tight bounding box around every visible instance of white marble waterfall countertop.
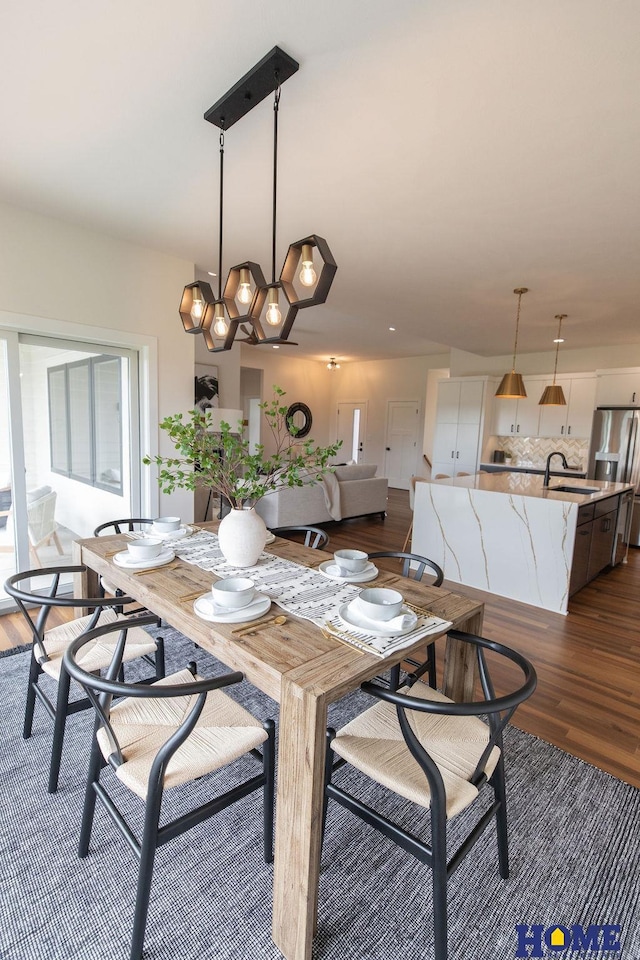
[426,473,633,504]
[412,474,633,615]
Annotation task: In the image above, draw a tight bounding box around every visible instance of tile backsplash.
[491,436,589,468]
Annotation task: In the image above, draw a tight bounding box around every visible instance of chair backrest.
[367,551,444,586]
[361,630,537,794]
[271,525,329,550]
[94,518,154,536]
[27,491,57,544]
[4,565,136,665]
[62,615,244,777]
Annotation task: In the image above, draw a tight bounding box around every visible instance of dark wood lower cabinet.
[570,496,620,595]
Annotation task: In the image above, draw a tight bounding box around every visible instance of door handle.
[561,425,564,435]
[516,424,520,433]
[568,425,571,435]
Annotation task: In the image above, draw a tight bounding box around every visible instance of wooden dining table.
[72,523,484,960]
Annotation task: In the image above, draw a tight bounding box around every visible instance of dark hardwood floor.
[3,486,640,787]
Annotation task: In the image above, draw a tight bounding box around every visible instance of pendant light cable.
[272,74,281,284]
[511,288,525,373]
[218,128,224,300]
[551,314,566,385]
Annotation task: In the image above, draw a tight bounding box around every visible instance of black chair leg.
[23,654,41,739]
[262,719,276,863]
[79,739,105,858]
[154,636,165,680]
[426,643,437,688]
[431,802,449,960]
[130,785,163,960]
[492,756,510,879]
[48,667,71,793]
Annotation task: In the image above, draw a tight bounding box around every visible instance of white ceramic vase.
[217,507,268,567]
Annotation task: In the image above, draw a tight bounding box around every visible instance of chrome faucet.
[543,451,569,487]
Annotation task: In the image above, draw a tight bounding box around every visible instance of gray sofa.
[254,463,388,529]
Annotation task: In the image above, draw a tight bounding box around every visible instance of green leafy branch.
[143,386,342,509]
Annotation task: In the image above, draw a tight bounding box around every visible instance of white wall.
[0,200,196,524]
[328,355,450,480]
[238,347,333,457]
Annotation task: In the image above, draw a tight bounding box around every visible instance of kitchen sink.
[550,485,600,495]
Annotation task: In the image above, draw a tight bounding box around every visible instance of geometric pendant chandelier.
[495,287,529,399]
[539,314,568,406]
[180,46,338,351]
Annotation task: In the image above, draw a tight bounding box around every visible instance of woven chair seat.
[332,684,500,819]
[97,669,269,800]
[40,609,157,681]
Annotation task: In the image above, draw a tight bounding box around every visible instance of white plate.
[153,524,192,540]
[318,560,378,583]
[113,548,176,570]
[337,601,418,637]
[265,532,276,544]
[193,592,271,623]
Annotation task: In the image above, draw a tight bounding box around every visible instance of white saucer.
[318,560,378,583]
[265,532,276,544]
[193,592,271,623]
[337,601,418,637]
[113,548,176,570]
[153,524,192,540]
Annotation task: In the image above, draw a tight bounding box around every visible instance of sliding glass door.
[0,333,140,610]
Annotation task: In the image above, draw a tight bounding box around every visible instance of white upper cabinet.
[490,378,541,437]
[537,376,596,439]
[595,370,640,407]
[432,378,489,476]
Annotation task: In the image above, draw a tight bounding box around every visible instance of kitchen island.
[412,473,634,614]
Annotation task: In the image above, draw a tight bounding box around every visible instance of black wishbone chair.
[93,518,156,602]
[271,525,330,550]
[324,630,537,960]
[367,550,444,689]
[63,614,275,960]
[4,565,165,793]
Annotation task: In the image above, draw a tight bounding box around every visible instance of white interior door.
[384,401,420,489]
[336,402,367,462]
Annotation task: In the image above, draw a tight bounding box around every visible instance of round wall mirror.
[286,402,313,438]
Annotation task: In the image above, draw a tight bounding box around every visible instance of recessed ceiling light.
[207,271,217,277]
[273,345,279,349]
[389,326,396,331]
[553,338,565,343]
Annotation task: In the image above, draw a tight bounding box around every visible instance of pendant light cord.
[551,314,566,385]
[272,74,281,284]
[218,128,225,300]
[512,290,523,372]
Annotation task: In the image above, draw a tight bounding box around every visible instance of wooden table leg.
[272,674,327,960]
[442,608,484,702]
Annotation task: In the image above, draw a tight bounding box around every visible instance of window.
[48,356,123,493]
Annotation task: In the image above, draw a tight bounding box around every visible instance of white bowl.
[211,577,255,610]
[127,537,164,561]
[334,549,368,574]
[357,587,403,622]
[153,516,181,533]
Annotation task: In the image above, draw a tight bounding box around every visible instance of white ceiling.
[2,0,639,362]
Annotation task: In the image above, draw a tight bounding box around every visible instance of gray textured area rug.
[1,626,639,960]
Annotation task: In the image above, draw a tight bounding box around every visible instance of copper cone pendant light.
[495,287,529,399]
[539,314,567,406]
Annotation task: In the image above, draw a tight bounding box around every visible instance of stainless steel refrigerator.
[588,406,640,548]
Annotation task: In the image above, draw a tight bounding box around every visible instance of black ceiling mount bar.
[204,47,299,130]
